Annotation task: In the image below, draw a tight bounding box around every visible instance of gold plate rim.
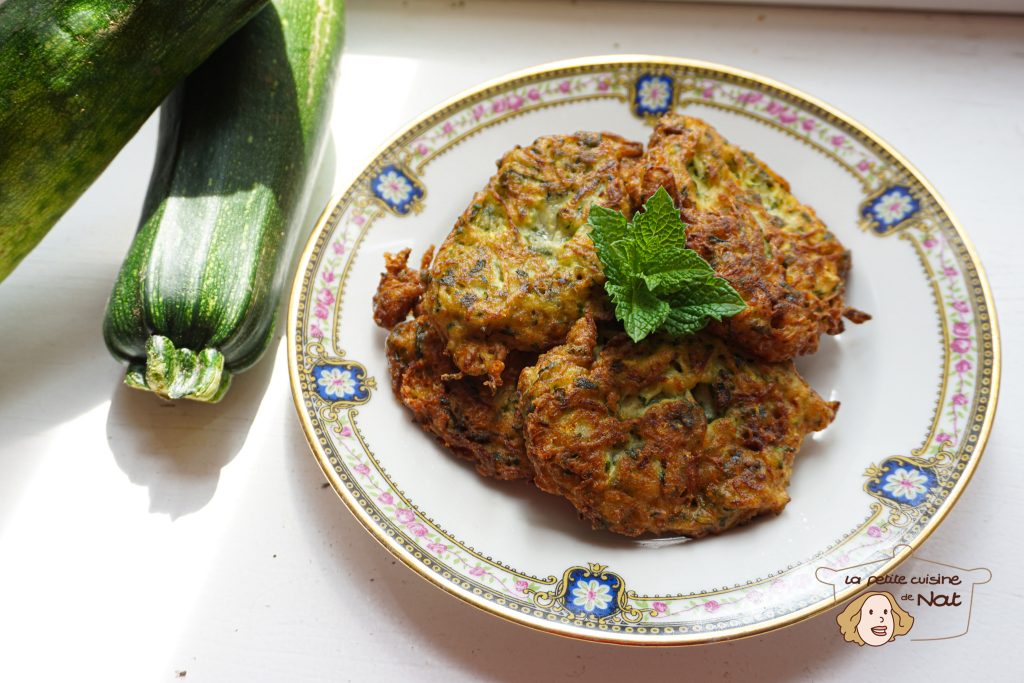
[286,55,1002,646]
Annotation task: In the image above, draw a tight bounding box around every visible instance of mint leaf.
[666,277,748,313]
[641,249,716,295]
[606,280,670,342]
[597,239,635,284]
[588,205,632,282]
[588,205,629,244]
[587,186,746,342]
[663,278,747,335]
[661,307,709,337]
[632,187,689,271]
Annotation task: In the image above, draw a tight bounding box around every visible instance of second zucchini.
[103,0,345,401]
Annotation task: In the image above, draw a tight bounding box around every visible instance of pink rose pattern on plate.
[407,74,613,166]
[920,231,980,452]
[308,216,361,345]
[697,78,880,185]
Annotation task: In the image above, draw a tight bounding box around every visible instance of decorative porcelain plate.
[287,57,999,645]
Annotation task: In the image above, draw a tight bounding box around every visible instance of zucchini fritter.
[385,316,532,480]
[421,131,644,386]
[373,249,530,480]
[518,316,837,537]
[633,115,862,361]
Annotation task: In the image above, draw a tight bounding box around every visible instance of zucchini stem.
[124,335,232,403]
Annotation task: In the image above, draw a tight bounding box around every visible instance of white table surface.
[2,1,1021,680]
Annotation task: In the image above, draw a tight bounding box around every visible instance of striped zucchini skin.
[0,0,269,282]
[103,0,345,402]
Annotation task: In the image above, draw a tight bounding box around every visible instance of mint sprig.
[588,186,746,342]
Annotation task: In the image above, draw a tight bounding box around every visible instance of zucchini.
[102,0,345,402]
[0,0,270,282]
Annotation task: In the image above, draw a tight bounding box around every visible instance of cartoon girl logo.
[836,591,914,646]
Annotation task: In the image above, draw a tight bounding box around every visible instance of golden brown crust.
[372,247,435,330]
[385,316,532,480]
[634,114,856,361]
[844,307,872,324]
[518,316,837,537]
[421,131,643,386]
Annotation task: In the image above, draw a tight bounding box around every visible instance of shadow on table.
[105,345,275,519]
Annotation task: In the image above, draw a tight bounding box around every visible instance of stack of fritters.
[372,114,864,537]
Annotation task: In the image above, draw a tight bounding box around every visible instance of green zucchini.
[102,0,345,402]
[0,0,270,282]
